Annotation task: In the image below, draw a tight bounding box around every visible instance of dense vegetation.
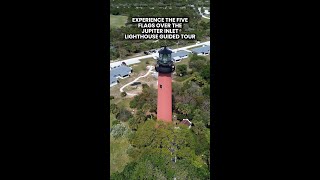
[110,0,210,60]
[110,54,211,179]
[111,120,210,180]
[110,0,210,7]
[176,64,188,76]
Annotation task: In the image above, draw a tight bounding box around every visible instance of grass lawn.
[201,17,210,23]
[175,57,190,67]
[110,112,117,127]
[131,58,155,73]
[117,97,133,109]
[173,57,194,82]
[110,15,128,29]
[174,72,196,83]
[204,55,210,60]
[174,74,191,82]
[175,57,192,72]
[110,136,132,175]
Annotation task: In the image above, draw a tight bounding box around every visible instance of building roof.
[180,119,192,127]
[110,59,140,68]
[110,76,117,85]
[110,65,131,84]
[173,56,181,60]
[172,50,190,58]
[191,45,210,54]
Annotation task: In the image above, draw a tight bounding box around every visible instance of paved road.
[172,41,210,52]
[110,41,210,67]
[119,66,154,96]
[113,41,210,95]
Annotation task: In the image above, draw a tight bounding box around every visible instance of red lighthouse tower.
[155,47,175,122]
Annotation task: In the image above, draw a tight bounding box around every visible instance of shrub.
[129,98,138,108]
[142,83,149,89]
[128,117,139,131]
[177,114,188,120]
[126,146,142,160]
[200,65,210,82]
[176,64,188,76]
[111,124,127,139]
[116,107,133,122]
[202,84,210,97]
[121,91,127,97]
[189,54,207,71]
[112,120,120,126]
[110,103,118,114]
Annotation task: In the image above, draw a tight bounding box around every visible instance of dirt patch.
[122,72,158,95]
[140,73,158,88]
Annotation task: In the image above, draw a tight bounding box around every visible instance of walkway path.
[202,15,210,19]
[119,66,154,96]
[197,7,210,19]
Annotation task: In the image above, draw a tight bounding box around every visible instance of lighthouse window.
[160,85,162,88]
[163,54,168,63]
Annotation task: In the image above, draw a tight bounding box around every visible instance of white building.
[180,119,192,129]
[171,50,190,62]
[110,65,132,87]
[190,45,210,56]
[110,59,141,69]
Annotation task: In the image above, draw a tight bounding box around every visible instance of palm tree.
[142,103,151,113]
[136,110,146,124]
[176,103,192,117]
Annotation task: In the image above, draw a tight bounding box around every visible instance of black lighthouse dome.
[155,46,175,73]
